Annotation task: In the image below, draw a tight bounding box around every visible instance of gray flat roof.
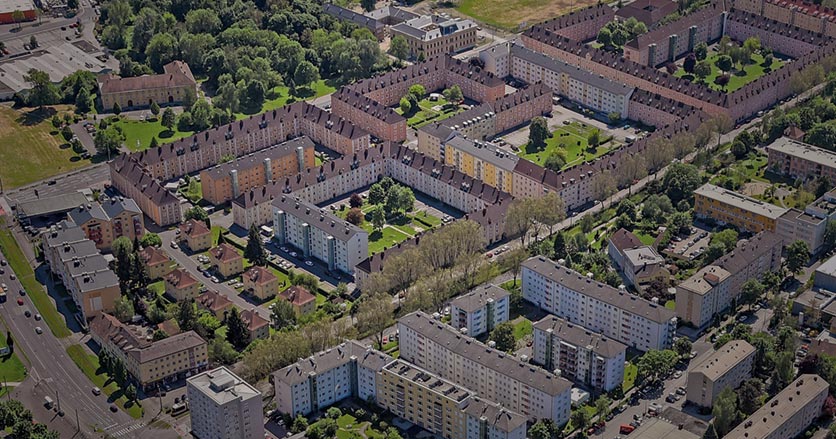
[450,284,510,313]
[532,315,627,359]
[384,360,472,402]
[74,269,119,293]
[0,43,109,93]
[202,137,313,181]
[767,136,836,169]
[187,367,261,405]
[522,256,676,323]
[272,195,367,242]
[630,418,700,439]
[817,253,836,277]
[695,184,788,220]
[16,192,90,219]
[274,341,391,386]
[444,136,519,172]
[690,340,754,381]
[461,397,527,433]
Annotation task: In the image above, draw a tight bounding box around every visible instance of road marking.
[109,422,145,437]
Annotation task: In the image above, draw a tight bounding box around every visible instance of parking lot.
[663,226,712,260]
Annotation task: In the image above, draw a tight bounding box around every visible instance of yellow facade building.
[694,183,788,233]
[443,136,516,194]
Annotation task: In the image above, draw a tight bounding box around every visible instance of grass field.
[0,217,71,338]
[623,362,638,391]
[308,414,386,439]
[675,50,785,92]
[0,106,92,189]
[235,80,337,120]
[337,206,441,255]
[518,122,611,169]
[66,345,143,419]
[0,336,26,383]
[111,117,195,152]
[456,0,596,30]
[512,318,532,341]
[394,96,463,128]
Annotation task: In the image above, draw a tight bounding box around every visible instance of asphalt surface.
[0,0,97,44]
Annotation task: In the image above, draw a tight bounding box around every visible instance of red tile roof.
[244,266,277,285]
[165,268,198,289]
[240,309,269,331]
[209,243,242,263]
[197,290,233,313]
[139,245,169,266]
[98,61,196,94]
[280,286,316,307]
[180,219,210,239]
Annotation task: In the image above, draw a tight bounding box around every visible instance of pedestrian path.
[109,421,145,437]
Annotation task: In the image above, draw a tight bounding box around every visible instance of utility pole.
[76,408,80,431]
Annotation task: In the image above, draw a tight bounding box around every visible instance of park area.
[338,205,442,255]
[454,0,598,30]
[0,105,92,189]
[394,95,464,129]
[674,46,785,92]
[517,121,614,170]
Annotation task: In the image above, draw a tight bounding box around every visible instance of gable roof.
[208,243,242,263]
[240,309,269,332]
[196,290,233,313]
[608,228,644,252]
[179,219,210,239]
[280,285,316,307]
[165,268,198,289]
[243,266,276,285]
[98,61,196,94]
[139,245,169,266]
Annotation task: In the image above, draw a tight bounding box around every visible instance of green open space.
[0,217,71,338]
[307,413,386,439]
[512,317,532,341]
[0,106,93,189]
[337,207,442,255]
[111,117,195,152]
[675,50,785,93]
[395,96,464,129]
[368,227,411,255]
[455,0,597,30]
[635,232,656,246]
[665,300,676,310]
[66,345,143,419]
[234,80,337,120]
[623,362,638,391]
[0,335,27,383]
[518,122,613,169]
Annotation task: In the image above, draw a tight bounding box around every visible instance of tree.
[389,35,409,61]
[24,69,60,110]
[94,125,125,157]
[737,378,763,415]
[355,293,393,349]
[208,337,239,364]
[291,415,309,434]
[741,279,765,309]
[345,208,364,226]
[543,151,566,171]
[75,86,92,113]
[716,55,733,74]
[184,206,209,223]
[245,224,268,266]
[636,349,679,383]
[786,240,809,275]
[824,220,836,251]
[694,61,712,83]
[61,125,74,142]
[662,163,701,204]
[528,116,550,148]
[161,108,176,132]
[290,272,319,293]
[177,299,197,332]
[684,53,697,74]
[270,298,296,330]
[398,97,412,114]
[293,61,319,90]
[5,332,12,355]
[596,395,612,419]
[125,384,137,401]
[114,296,135,322]
[242,79,266,112]
[571,408,590,432]
[592,172,617,207]
[529,421,551,439]
[695,42,708,61]
[369,206,385,232]
[489,322,516,352]
[506,248,529,286]
[588,128,602,147]
[773,350,795,389]
[597,27,612,47]
[350,194,363,208]
[743,36,761,56]
[442,85,463,104]
[713,387,738,436]
[226,307,249,349]
[139,233,162,248]
[408,84,426,101]
[368,184,386,205]
[711,229,739,252]
[674,337,693,359]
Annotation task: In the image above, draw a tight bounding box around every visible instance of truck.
[43,396,53,409]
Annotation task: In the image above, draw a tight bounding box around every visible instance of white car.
[34,327,43,335]
[170,241,178,249]
[304,260,313,267]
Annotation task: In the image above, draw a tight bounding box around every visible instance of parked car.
[92,387,101,396]
[34,327,42,335]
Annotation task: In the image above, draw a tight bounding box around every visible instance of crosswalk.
[108,422,145,437]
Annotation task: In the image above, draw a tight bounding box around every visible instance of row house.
[66,197,144,251]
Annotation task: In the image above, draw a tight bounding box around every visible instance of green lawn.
[395,97,464,129]
[665,300,676,310]
[307,414,387,439]
[623,362,638,391]
[111,117,195,152]
[179,180,202,204]
[456,0,595,30]
[66,345,143,419]
[635,232,656,246]
[674,50,785,92]
[0,335,26,383]
[0,106,93,189]
[0,217,70,338]
[368,227,411,255]
[234,80,337,120]
[148,280,166,298]
[512,318,533,341]
[518,122,612,169]
[338,207,440,255]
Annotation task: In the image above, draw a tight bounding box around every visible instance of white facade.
[397,312,572,425]
[272,196,368,274]
[449,284,510,337]
[522,257,676,351]
[186,367,263,439]
[532,316,626,392]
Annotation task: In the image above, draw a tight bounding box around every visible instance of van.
[44,396,54,409]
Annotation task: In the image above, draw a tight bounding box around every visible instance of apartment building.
[273,341,392,417]
[272,195,369,275]
[322,3,387,39]
[138,245,172,280]
[41,223,121,319]
[521,257,677,351]
[398,311,573,424]
[777,188,836,254]
[330,89,408,142]
[725,374,829,439]
[462,398,527,439]
[67,197,144,251]
[108,158,182,227]
[186,367,263,439]
[196,290,233,319]
[241,266,278,300]
[676,232,783,328]
[240,309,269,343]
[694,183,789,233]
[199,137,315,205]
[278,285,316,316]
[179,219,212,252]
[444,136,518,194]
[767,137,836,184]
[532,316,627,392]
[449,284,510,337]
[616,0,678,24]
[734,0,836,38]
[685,340,755,407]
[480,43,634,117]
[377,360,472,439]
[89,312,208,390]
[607,228,669,291]
[390,15,478,59]
[98,61,197,110]
[165,268,202,302]
[208,243,244,279]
